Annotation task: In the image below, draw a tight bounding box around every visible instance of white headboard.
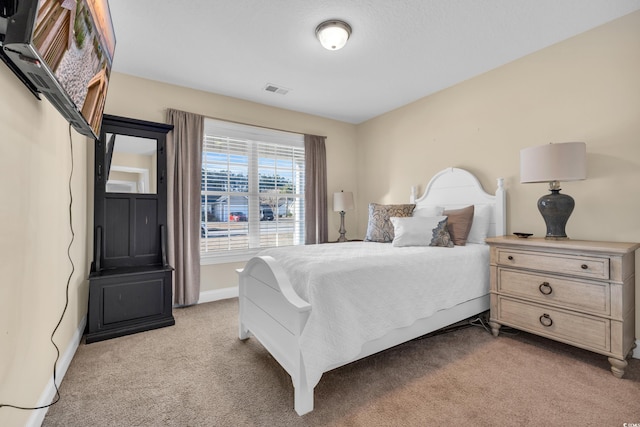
[413,167,506,238]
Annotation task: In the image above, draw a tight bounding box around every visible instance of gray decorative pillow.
[364,203,415,243]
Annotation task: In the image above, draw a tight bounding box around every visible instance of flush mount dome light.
[315,20,352,50]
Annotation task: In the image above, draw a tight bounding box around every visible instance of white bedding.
[259,241,490,388]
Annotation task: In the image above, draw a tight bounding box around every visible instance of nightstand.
[486,236,639,378]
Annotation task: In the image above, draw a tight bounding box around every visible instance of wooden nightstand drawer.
[496,297,610,352]
[497,269,610,315]
[496,249,609,280]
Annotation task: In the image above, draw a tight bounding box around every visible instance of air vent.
[264,83,290,95]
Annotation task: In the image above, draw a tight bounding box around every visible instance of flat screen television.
[0,0,116,138]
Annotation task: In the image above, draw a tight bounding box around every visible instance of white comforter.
[258,242,490,388]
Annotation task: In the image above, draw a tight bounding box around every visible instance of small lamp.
[520,142,587,239]
[333,190,354,242]
[316,20,352,51]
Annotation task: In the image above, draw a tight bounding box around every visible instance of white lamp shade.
[520,142,587,183]
[316,21,351,50]
[333,191,354,212]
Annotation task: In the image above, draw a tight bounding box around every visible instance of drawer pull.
[538,282,553,295]
[539,314,553,327]
[581,264,588,270]
[507,255,514,261]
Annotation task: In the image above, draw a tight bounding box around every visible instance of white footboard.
[238,254,490,416]
[238,256,314,415]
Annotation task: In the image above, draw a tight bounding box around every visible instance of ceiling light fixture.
[315,20,352,51]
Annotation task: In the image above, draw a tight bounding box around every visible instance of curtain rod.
[206,114,327,139]
[167,108,327,139]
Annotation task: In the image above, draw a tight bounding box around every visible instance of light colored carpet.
[43,298,640,426]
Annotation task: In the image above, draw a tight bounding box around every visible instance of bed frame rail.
[238,256,315,414]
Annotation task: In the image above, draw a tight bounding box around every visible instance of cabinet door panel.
[102,278,164,324]
[134,198,159,257]
[105,197,131,258]
[86,269,175,343]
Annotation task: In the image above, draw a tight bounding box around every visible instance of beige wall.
[0,66,91,425]
[103,74,359,292]
[357,11,640,332]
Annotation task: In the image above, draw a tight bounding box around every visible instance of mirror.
[105,133,157,194]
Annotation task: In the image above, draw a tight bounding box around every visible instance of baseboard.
[634,339,640,359]
[198,286,239,304]
[27,315,87,427]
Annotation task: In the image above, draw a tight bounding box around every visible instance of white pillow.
[390,216,454,247]
[412,205,444,218]
[466,204,492,244]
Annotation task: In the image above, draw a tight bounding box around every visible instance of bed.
[238,167,506,415]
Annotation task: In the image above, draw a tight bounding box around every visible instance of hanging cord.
[0,124,74,411]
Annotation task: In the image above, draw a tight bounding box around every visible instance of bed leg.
[238,287,250,340]
[293,353,314,415]
[239,322,250,340]
[294,384,314,416]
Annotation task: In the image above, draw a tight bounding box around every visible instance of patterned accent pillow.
[390,216,454,247]
[364,203,415,243]
[430,217,455,247]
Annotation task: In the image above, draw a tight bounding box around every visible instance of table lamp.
[333,190,354,242]
[520,142,586,239]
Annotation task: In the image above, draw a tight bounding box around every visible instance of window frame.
[200,119,305,264]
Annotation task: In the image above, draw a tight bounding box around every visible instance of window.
[201,119,305,261]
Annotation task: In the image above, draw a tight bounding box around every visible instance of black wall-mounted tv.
[0,0,116,138]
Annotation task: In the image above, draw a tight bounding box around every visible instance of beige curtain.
[166,109,203,306]
[304,134,328,244]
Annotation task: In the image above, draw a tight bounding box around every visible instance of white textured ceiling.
[108,0,640,124]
